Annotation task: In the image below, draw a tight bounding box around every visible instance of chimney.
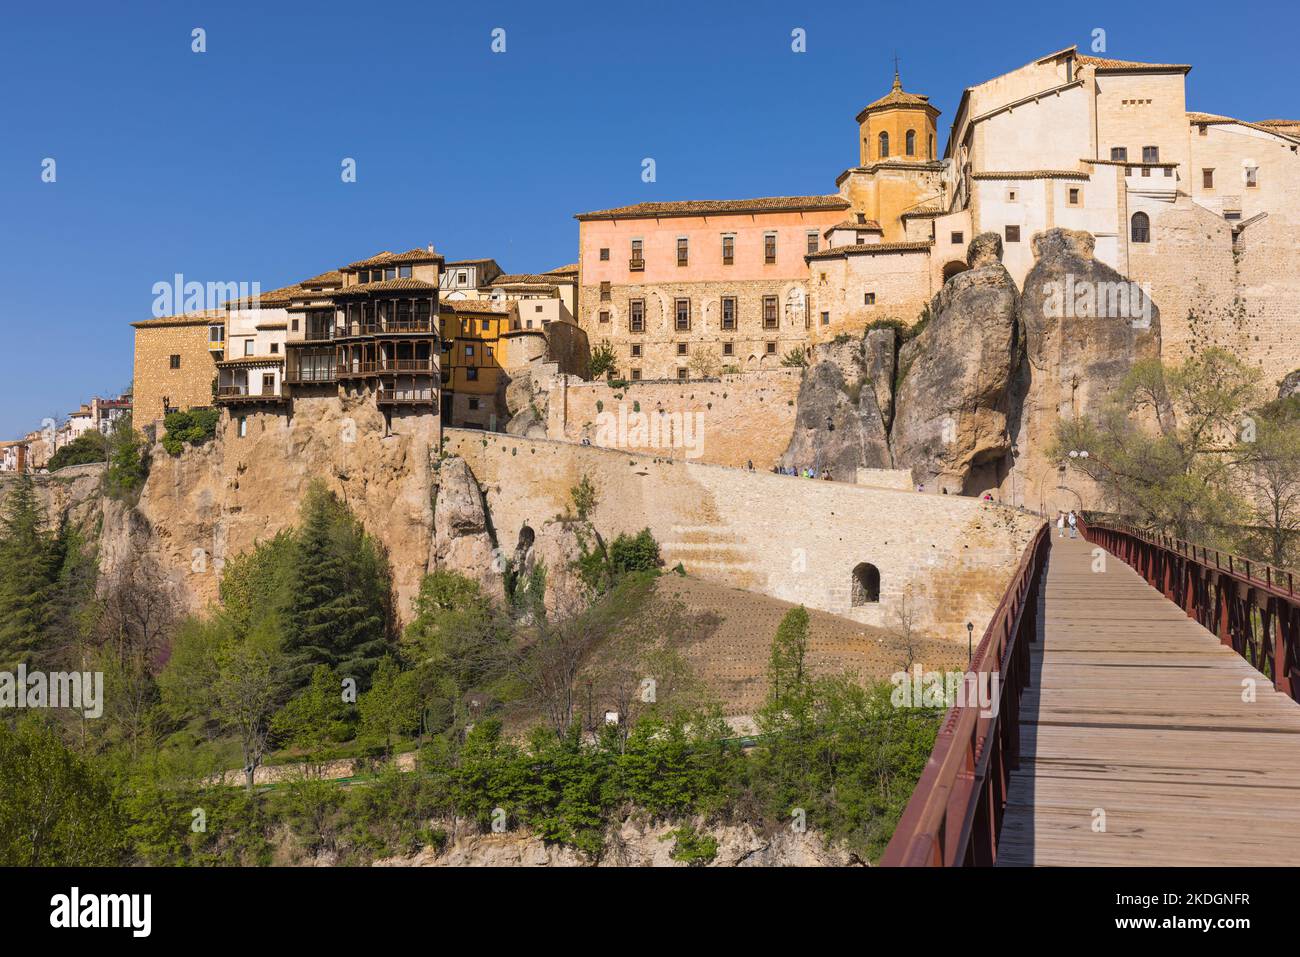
[427,243,435,254]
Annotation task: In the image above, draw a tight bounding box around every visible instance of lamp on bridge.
[967,621,974,665]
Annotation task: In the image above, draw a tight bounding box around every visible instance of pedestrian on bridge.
[1056,512,1065,538]
[1068,511,1078,538]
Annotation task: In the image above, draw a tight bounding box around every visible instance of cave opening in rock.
[942,260,969,282]
[850,562,881,605]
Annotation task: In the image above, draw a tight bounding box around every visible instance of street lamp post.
[967,621,974,666]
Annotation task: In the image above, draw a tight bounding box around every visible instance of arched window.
[851,563,881,605]
[878,131,889,159]
[928,134,935,159]
[905,130,916,156]
[1130,211,1150,243]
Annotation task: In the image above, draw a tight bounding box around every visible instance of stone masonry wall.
[445,428,1041,640]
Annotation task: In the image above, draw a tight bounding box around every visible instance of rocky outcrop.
[779,337,892,478]
[432,455,506,603]
[889,232,1022,492]
[1279,369,1300,400]
[864,327,898,430]
[374,817,863,867]
[133,394,439,620]
[502,368,550,438]
[1012,227,1162,506]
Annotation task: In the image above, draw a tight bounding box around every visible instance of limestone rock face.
[132,394,439,621]
[1013,227,1162,507]
[889,232,1022,492]
[779,337,892,478]
[432,456,505,603]
[373,817,863,867]
[1279,369,1300,400]
[514,518,599,617]
[503,369,550,438]
[864,327,898,430]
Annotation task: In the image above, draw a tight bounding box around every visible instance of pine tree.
[282,484,392,689]
[0,475,58,670]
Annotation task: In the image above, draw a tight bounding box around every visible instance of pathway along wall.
[445,429,1041,640]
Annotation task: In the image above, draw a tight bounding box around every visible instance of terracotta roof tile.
[806,241,934,261]
[1077,53,1191,73]
[345,248,444,270]
[575,195,849,221]
[971,169,1090,180]
[131,308,225,329]
[858,74,937,114]
[332,277,438,298]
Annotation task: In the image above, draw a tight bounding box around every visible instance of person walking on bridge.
[1067,510,1078,539]
[1056,511,1066,538]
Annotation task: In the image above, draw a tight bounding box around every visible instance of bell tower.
[856,67,940,167]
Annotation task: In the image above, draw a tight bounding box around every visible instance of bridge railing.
[880,523,1051,867]
[1081,519,1300,702]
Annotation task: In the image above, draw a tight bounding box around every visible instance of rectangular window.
[1110,147,1128,162]
[1203,168,1214,189]
[244,340,253,356]
[399,265,412,278]
[765,341,777,355]
[631,369,641,380]
[464,345,475,358]
[468,398,480,410]
[457,271,468,284]
[1005,225,1020,243]
[675,298,690,331]
[1067,187,1081,206]
[864,292,876,306]
[722,341,733,356]
[599,310,610,323]
[169,354,181,369]
[1246,167,1259,188]
[1141,167,1151,178]
[237,416,247,438]
[270,342,279,354]
[631,343,641,358]
[762,296,778,329]
[262,373,275,395]
[676,368,688,380]
[466,367,478,381]
[630,239,644,270]
[764,233,777,264]
[291,319,299,332]
[676,237,688,266]
[677,342,688,356]
[951,231,964,244]
[721,297,736,330]
[721,234,734,265]
[806,231,819,255]
[385,267,397,280]
[629,299,645,332]
[600,281,611,302]
[820,312,830,325]
[1142,146,1159,163]
[599,248,609,261]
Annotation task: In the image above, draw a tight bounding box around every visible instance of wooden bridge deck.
[997,534,1300,866]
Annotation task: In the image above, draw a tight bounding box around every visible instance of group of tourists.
[1056,510,1079,538]
[771,464,832,480]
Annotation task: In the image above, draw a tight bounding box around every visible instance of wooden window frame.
[629,298,645,333]
[762,295,778,329]
[674,298,691,332]
[720,296,736,330]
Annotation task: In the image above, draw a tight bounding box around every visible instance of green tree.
[608,528,661,577]
[764,605,811,714]
[569,473,599,521]
[102,417,149,501]
[589,340,619,380]
[47,431,108,471]
[359,657,422,755]
[218,530,296,637]
[0,475,57,670]
[283,483,393,689]
[272,664,355,771]
[0,719,127,866]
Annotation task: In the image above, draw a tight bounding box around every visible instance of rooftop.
[856,72,939,120]
[806,240,934,261]
[1076,52,1191,74]
[575,194,849,221]
[344,248,444,270]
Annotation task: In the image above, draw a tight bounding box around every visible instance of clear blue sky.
[2,0,1296,438]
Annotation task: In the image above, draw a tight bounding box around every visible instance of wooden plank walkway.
[997,534,1300,866]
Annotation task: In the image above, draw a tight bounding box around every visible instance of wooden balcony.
[214,386,286,404]
[377,387,436,406]
[283,366,337,385]
[336,359,436,379]
[335,319,435,339]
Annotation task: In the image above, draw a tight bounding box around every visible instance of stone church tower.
[836,71,946,243]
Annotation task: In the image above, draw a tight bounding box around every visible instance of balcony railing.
[337,319,435,337]
[215,385,283,401]
[284,366,337,384]
[628,258,645,271]
[377,387,435,405]
[336,359,436,378]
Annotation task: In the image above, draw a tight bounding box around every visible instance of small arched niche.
[851,562,881,605]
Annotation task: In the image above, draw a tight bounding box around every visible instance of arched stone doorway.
[851,562,881,605]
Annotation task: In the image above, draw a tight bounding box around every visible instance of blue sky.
[2,0,1296,438]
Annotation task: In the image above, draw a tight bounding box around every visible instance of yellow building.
[837,72,946,243]
[439,300,516,429]
[130,309,223,428]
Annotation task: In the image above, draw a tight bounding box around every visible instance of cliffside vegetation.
[0,477,940,866]
[1055,347,1300,568]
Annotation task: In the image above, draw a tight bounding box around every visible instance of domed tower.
[856,70,940,166]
